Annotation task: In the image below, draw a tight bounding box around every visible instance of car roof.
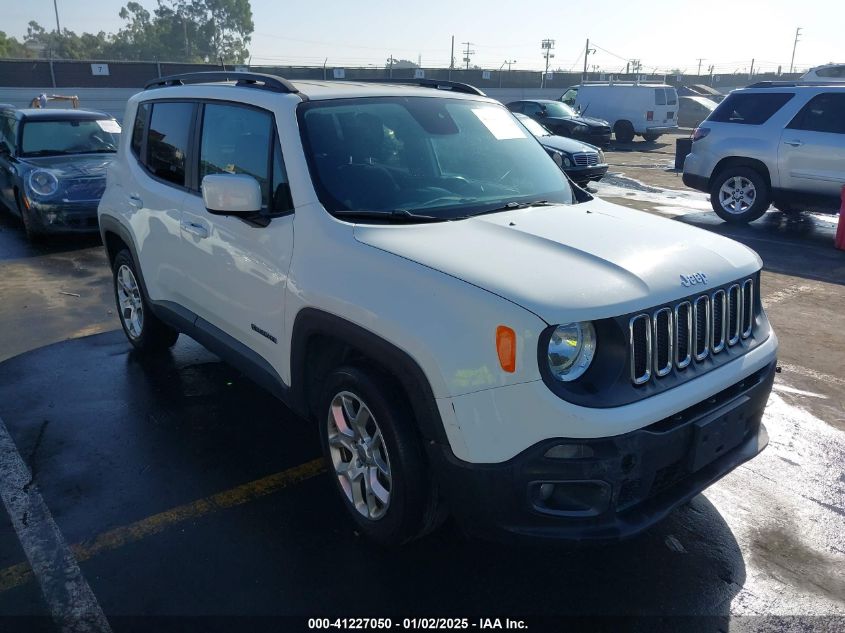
[15,108,113,120]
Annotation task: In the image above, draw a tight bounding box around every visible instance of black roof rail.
[144,71,301,96]
[746,80,843,88]
[363,78,486,97]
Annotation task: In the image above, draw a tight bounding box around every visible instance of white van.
[561,83,679,142]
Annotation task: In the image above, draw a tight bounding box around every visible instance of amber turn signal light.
[496,325,516,373]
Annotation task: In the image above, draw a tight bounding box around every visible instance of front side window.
[709,92,794,125]
[561,88,578,105]
[199,103,292,213]
[298,97,574,220]
[521,102,543,116]
[146,102,193,186]
[787,93,845,134]
[20,118,121,156]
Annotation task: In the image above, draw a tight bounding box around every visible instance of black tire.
[112,249,179,352]
[17,193,43,243]
[642,133,661,142]
[318,365,444,545]
[614,120,635,143]
[709,166,770,224]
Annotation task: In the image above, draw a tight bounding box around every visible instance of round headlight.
[562,156,572,167]
[28,169,59,197]
[547,322,596,381]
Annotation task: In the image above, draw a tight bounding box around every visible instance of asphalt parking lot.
[0,140,843,631]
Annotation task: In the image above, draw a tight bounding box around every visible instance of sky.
[2,0,841,74]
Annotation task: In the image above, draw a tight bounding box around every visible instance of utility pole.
[708,64,715,86]
[52,0,61,33]
[789,27,802,74]
[749,58,755,78]
[450,36,455,70]
[541,39,555,88]
[387,55,396,78]
[582,38,595,80]
[697,58,705,76]
[462,42,475,70]
[498,59,516,88]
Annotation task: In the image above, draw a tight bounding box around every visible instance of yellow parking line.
[0,458,325,594]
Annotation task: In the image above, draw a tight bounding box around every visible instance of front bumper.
[429,360,775,542]
[26,200,100,233]
[565,164,609,184]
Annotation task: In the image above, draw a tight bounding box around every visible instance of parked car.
[800,63,845,83]
[677,96,717,128]
[683,82,845,223]
[561,83,680,142]
[506,99,611,146]
[514,113,608,186]
[100,72,777,545]
[0,106,121,240]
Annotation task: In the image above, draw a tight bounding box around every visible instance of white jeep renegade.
[99,72,778,544]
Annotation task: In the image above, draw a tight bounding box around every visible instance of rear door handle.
[783,140,803,147]
[181,220,209,239]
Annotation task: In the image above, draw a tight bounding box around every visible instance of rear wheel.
[642,133,661,142]
[614,120,635,143]
[709,167,770,224]
[112,249,179,352]
[319,365,444,545]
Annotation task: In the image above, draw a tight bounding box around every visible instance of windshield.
[542,102,577,118]
[21,118,121,156]
[518,116,552,137]
[298,97,573,221]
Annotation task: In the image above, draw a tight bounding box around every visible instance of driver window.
[522,102,543,116]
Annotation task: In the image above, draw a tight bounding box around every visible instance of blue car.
[0,106,121,240]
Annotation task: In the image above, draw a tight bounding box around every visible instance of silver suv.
[683,83,845,223]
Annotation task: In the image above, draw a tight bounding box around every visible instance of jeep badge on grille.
[680,272,708,287]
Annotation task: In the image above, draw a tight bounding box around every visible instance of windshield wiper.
[72,149,117,154]
[22,150,73,157]
[467,200,556,218]
[333,209,445,223]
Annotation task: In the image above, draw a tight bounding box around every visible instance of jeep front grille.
[629,278,755,385]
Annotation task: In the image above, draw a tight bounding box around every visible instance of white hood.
[353,199,762,324]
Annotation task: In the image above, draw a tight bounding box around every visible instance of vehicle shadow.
[0,207,102,261]
[676,209,844,287]
[0,332,746,625]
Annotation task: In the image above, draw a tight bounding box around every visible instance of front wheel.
[319,366,443,545]
[17,194,43,242]
[642,133,661,142]
[710,167,770,224]
[112,249,179,352]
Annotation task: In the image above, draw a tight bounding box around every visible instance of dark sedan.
[514,113,608,187]
[0,107,120,240]
[507,99,611,146]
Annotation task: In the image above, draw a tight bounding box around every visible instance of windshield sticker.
[96,120,121,133]
[472,107,526,140]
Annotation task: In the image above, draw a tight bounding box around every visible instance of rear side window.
[131,102,149,158]
[667,89,678,105]
[146,102,194,186]
[655,89,667,106]
[709,92,794,125]
[787,93,845,134]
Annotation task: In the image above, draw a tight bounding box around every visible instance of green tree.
[0,31,32,58]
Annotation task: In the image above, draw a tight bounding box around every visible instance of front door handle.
[783,140,804,147]
[181,220,209,239]
[127,194,143,208]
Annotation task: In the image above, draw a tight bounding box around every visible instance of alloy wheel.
[116,264,144,339]
[327,391,392,520]
[719,176,757,214]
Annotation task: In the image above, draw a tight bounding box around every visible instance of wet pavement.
[0,164,843,630]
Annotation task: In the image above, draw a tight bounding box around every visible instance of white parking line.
[779,363,845,388]
[0,416,112,633]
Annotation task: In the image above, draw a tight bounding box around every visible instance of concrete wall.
[0,86,572,122]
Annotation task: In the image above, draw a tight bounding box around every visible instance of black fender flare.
[289,308,449,446]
